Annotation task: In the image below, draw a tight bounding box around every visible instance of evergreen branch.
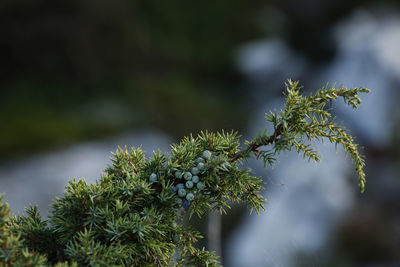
[0,80,369,266]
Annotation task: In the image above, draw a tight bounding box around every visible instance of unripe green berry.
[202,150,212,159]
[177,183,185,189]
[196,182,205,190]
[191,167,199,175]
[184,172,192,180]
[192,175,199,183]
[175,171,183,179]
[149,173,157,182]
[186,193,194,201]
[185,181,194,188]
[173,235,180,243]
[197,162,205,170]
[175,198,183,205]
[221,162,230,169]
[196,157,205,164]
[170,221,177,228]
[178,188,187,197]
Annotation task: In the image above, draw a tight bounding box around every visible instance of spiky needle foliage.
[0,81,369,266]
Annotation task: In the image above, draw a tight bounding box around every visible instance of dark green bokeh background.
[0,0,262,159]
[2,0,396,160]
[1,1,399,266]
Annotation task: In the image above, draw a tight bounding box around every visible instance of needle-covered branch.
[0,80,369,266]
[231,80,369,192]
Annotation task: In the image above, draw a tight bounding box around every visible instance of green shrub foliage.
[0,81,369,266]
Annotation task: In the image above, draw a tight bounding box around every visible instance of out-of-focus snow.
[0,130,172,217]
[228,9,397,267]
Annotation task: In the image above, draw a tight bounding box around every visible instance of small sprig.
[230,80,369,192]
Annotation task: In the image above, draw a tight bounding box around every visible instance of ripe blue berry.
[196,157,205,164]
[192,175,199,183]
[184,172,192,180]
[183,200,190,208]
[186,193,194,201]
[185,181,194,188]
[202,150,212,159]
[196,182,205,190]
[173,235,180,243]
[191,167,199,175]
[178,188,187,197]
[149,173,157,182]
[175,171,183,179]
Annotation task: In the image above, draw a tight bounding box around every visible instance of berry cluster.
[148,149,232,210]
[171,150,212,206]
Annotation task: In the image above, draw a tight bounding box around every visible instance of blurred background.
[1,1,399,266]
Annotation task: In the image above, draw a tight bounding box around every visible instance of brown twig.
[229,124,284,163]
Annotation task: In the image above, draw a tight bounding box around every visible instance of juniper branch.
[0,80,369,266]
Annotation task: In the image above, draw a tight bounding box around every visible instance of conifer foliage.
[0,81,369,266]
